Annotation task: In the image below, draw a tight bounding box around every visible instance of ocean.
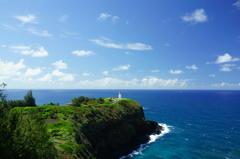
[5,89,240,159]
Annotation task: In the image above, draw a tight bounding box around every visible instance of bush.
[0,104,57,159]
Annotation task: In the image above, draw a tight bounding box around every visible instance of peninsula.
[13,97,162,159]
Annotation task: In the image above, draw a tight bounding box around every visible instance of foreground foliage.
[0,104,56,159]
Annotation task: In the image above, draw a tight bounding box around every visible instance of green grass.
[12,98,141,158]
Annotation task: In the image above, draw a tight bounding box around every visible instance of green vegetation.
[0,104,56,159]
[1,87,151,159]
[5,90,37,108]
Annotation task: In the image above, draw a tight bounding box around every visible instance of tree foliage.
[0,104,57,159]
[71,96,96,106]
[0,82,7,106]
[24,90,36,106]
[6,90,36,108]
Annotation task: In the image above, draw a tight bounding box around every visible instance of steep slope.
[15,98,162,159]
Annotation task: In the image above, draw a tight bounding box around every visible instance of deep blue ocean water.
[5,89,240,159]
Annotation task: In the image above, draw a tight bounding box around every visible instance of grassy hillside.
[14,98,159,159]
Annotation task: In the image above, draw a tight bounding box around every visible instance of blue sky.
[0,0,240,89]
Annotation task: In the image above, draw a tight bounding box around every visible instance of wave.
[119,123,170,159]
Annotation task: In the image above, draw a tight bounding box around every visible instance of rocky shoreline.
[111,121,163,159]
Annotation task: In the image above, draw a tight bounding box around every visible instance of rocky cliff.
[16,98,162,159]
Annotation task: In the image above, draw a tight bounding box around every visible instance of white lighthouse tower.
[118,91,122,99]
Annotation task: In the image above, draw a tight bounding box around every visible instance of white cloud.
[0,76,9,81]
[59,74,74,81]
[112,16,119,22]
[10,45,49,57]
[209,74,215,77]
[102,71,108,75]
[1,45,6,47]
[32,47,48,57]
[72,50,95,56]
[211,82,240,87]
[78,77,190,88]
[52,60,67,69]
[10,45,31,50]
[215,53,240,64]
[220,64,236,72]
[125,52,133,55]
[90,39,152,51]
[25,67,42,76]
[27,28,52,37]
[170,69,184,74]
[113,64,131,71]
[206,61,213,65]
[151,70,160,73]
[14,14,37,26]
[2,24,17,31]
[165,43,170,46]
[52,69,65,76]
[233,0,240,9]
[185,64,198,70]
[52,69,75,81]
[98,13,111,20]
[0,59,26,76]
[181,9,208,24]
[37,73,52,82]
[82,71,94,76]
[59,15,68,22]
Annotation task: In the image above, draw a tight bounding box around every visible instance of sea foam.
[119,123,170,159]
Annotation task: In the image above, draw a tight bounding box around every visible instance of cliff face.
[16,99,162,159]
[77,100,160,159]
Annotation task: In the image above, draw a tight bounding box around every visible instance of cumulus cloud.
[37,73,52,82]
[113,64,131,71]
[98,13,111,20]
[14,14,37,26]
[151,70,160,72]
[209,74,215,77]
[10,45,49,57]
[220,64,236,72]
[181,9,208,24]
[52,69,65,76]
[27,28,52,37]
[71,50,95,56]
[59,15,68,22]
[52,60,67,69]
[185,64,198,70]
[90,39,152,51]
[102,71,108,75]
[82,71,94,76]
[52,69,75,81]
[215,53,240,64]
[59,74,74,81]
[78,77,190,88]
[233,0,240,9]
[25,67,42,76]
[0,59,26,76]
[169,69,184,74]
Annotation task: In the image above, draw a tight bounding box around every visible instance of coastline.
[119,123,169,159]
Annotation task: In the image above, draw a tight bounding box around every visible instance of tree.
[0,104,57,159]
[24,90,36,106]
[0,82,7,107]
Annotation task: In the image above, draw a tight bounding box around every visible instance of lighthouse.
[118,91,122,99]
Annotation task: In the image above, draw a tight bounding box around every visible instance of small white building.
[118,91,122,99]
